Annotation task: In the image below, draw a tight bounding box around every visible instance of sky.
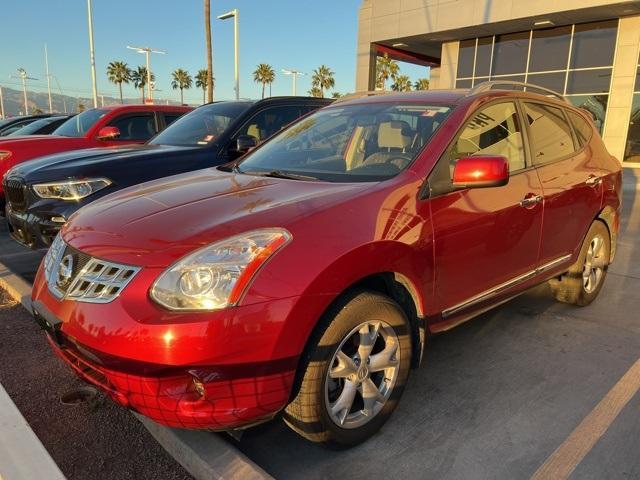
[0,1,430,106]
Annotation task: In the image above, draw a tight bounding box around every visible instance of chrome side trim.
[441,254,573,319]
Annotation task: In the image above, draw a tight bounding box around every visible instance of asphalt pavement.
[0,185,638,479]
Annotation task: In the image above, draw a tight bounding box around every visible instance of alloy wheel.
[324,320,400,429]
[582,234,607,294]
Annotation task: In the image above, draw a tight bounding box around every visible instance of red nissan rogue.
[32,83,622,447]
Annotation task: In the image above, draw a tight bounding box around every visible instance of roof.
[98,104,192,112]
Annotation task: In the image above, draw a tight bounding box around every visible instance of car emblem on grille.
[56,254,75,288]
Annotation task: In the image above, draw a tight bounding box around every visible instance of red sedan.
[32,84,622,447]
[0,104,191,209]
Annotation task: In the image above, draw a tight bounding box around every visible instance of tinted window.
[524,103,575,164]
[567,110,593,147]
[456,79,472,88]
[567,95,608,134]
[236,103,452,183]
[108,114,156,140]
[149,102,251,147]
[475,37,492,77]
[529,26,571,72]
[526,72,566,94]
[236,106,304,142]
[492,32,529,76]
[450,102,526,172]
[570,20,617,69]
[457,39,475,78]
[7,117,66,136]
[163,114,183,127]
[0,120,34,136]
[54,109,108,137]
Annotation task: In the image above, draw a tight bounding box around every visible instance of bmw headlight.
[32,178,112,201]
[150,228,291,311]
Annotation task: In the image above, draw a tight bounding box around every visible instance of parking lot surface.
[0,187,638,480]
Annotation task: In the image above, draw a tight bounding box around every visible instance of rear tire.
[283,290,412,448]
[549,221,610,306]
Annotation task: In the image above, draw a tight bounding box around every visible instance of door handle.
[585,175,602,187]
[519,194,543,208]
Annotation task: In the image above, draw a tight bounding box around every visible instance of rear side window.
[108,114,157,140]
[449,101,526,172]
[524,103,575,165]
[567,110,593,147]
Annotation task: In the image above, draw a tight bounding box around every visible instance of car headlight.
[32,178,112,200]
[0,151,11,162]
[150,228,291,311]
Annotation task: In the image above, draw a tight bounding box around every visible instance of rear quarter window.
[567,110,593,147]
[524,102,575,165]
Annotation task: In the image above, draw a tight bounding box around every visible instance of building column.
[356,1,374,91]
[437,41,460,89]
[602,15,640,163]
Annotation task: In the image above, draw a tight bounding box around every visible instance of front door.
[427,100,543,319]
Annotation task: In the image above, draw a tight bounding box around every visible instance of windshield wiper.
[239,169,319,181]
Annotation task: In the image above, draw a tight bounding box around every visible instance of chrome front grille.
[44,234,140,303]
[3,177,26,211]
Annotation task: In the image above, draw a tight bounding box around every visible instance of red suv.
[32,83,621,447]
[0,104,192,210]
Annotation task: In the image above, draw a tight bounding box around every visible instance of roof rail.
[332,90,393,103]
[469,81,566,102]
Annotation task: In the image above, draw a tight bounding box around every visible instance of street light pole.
[282,69,306,96]
[0,85,5,119]
[218,9,239,100]
[87,0,99,108]
[45,44,53,113]
[127,45,166,103]
[13,69,38,115]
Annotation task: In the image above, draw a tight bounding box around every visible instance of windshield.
[8,117,57,136]
[53,109,107,137]
[236,103,452,182]
[149,102,252,147]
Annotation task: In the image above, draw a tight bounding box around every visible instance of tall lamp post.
[0,85,5,119]
[218,9,239,100]
[127,45,166,103]
[282,69,306,96]
[12,69,38,115]
[87,0,98,108]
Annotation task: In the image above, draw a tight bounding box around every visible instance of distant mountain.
[0,86,184,117]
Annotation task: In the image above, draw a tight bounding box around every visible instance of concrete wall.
[603,15,640,161]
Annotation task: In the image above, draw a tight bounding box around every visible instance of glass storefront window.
[567,95,608,134]
[457,39,475,79]
[492,32,529,76]
[529,26,572,72]
[570,20,617,69]
[455,78,473,88]
[566,68,612,95]
[526,72,566,93]
[625,95,640,163]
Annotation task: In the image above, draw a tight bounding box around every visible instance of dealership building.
[356,0,640,165]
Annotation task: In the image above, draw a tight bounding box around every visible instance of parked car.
[7,115,74,136]
[0,114,54,136]
[31,83,621,448]
[0,104,192,211]
[4,97,331,248]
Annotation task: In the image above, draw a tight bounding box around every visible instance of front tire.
[549,221,610,306]
[284,290,412,448]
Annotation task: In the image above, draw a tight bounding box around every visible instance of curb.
[0,262,273,480]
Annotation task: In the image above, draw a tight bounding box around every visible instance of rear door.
[523,102,603,267]
[428,100,544,317]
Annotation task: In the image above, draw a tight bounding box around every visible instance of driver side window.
[449,101,526,175]
[236,106,304,143]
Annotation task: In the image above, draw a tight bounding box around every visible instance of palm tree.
[392,75,412,92]
[195,69,213,104]
[131,66,155,103]
[204,0,214,102]
[376,54,399,90]
[331,92,343,99]
[414,78,430,90]
[308,86,323,98]
[171,69,193,105]
[253,63,275,99]
[311,65,335,98]
[106,61,132,103]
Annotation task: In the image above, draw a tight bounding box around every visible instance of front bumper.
[5,206,64,249]
[33,300,296,430]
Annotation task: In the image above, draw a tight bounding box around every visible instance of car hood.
[63,168,371,267]
[8,144,190,180]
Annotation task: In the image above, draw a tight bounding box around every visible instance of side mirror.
[452,155,509,189]
[96,126,121,141]
[236,134,258,153]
